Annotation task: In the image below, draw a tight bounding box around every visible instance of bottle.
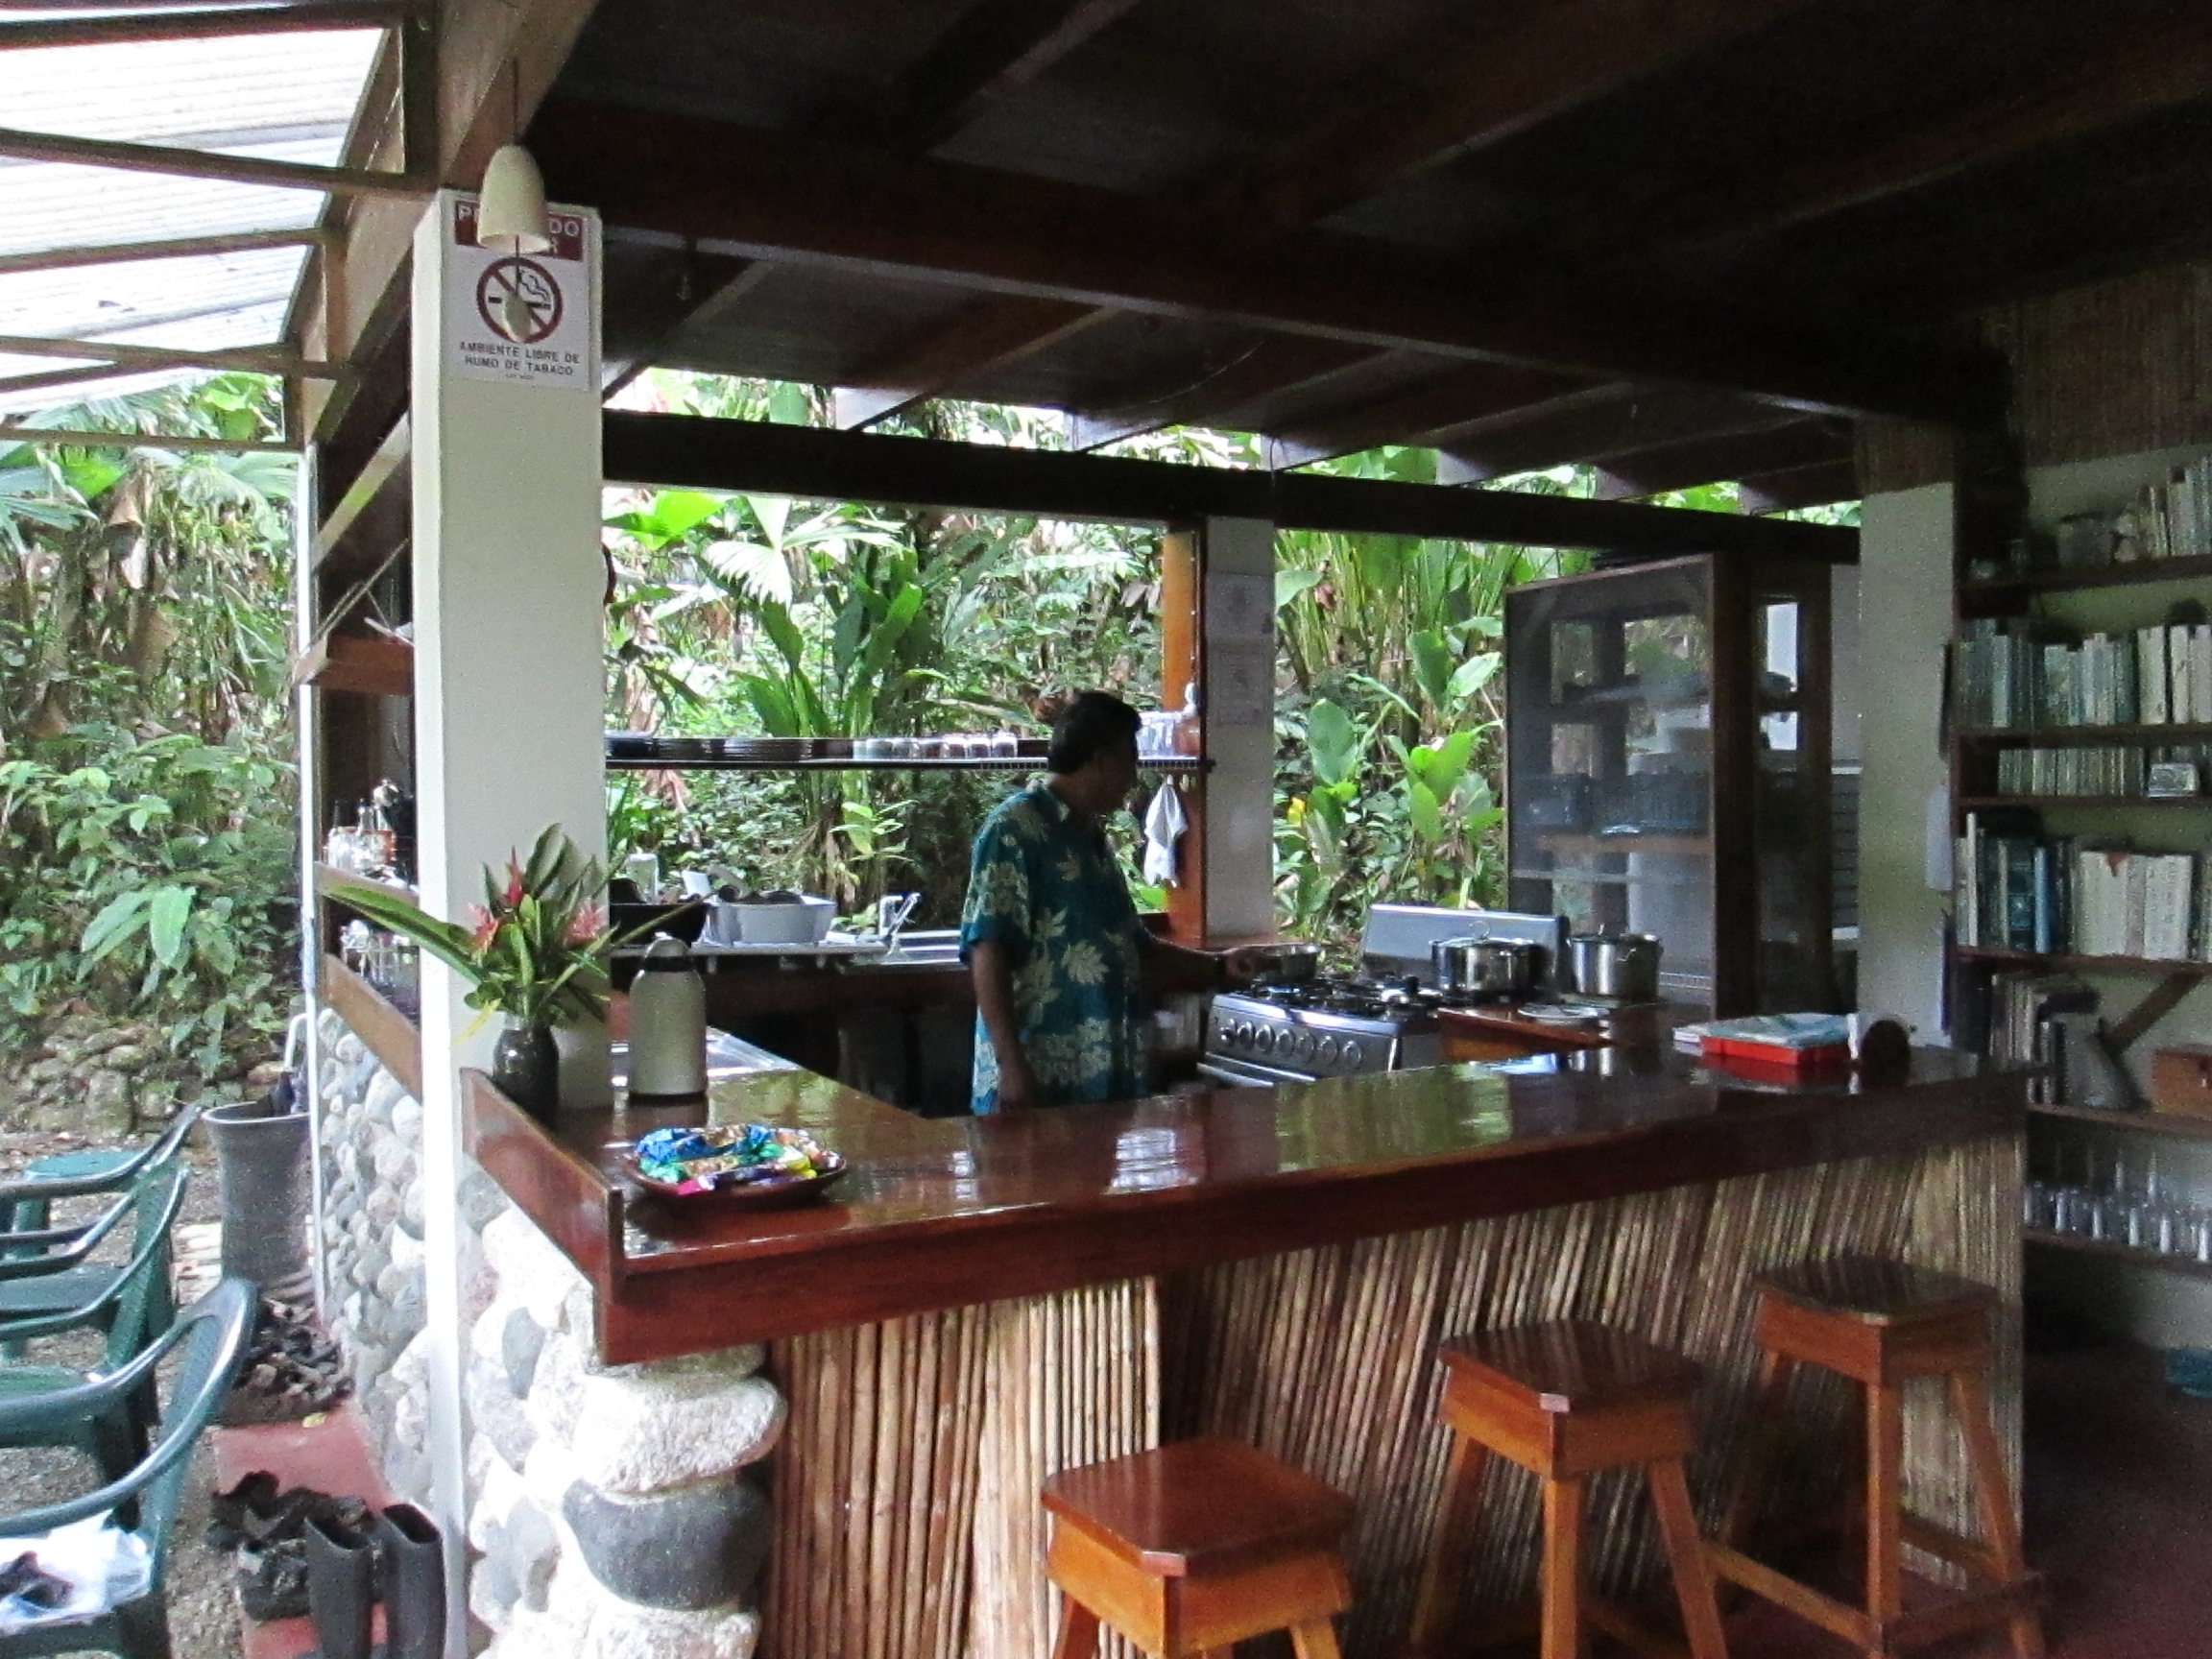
[1173,681,1201,757]
[626,935,707,1102]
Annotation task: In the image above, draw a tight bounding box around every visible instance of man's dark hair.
[1047,691,1141,774]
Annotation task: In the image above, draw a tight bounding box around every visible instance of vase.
[493,1022,561,1126]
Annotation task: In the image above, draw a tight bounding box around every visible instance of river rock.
[503,1307,546,1397]
[566,1368,784,1496]
[83,1070,132,1136]
[562,1475,770,1610]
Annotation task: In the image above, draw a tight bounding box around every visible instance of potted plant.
[333,826,622,1124]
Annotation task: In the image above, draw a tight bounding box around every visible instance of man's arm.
[970,939,1041,1111]
[1139,934,1263,996]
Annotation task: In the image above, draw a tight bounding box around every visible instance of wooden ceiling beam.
[0,2,400,50]
[1431,385,1796,482]
[603,410,1859,561]
[538,101,2004,425]
[601,248,764,398]
[1260,362,1593,469]
[866,0,1144,153]
[0,124,426,195]
[1739,458,1858,515]
[1593,418,1851,499]
[820,0,1822,428]
[1630,11,2212,265]
[1064,335,1378,452]
[833,295,1106,429]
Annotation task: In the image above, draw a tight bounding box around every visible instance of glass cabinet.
[1504,552,1837,1016]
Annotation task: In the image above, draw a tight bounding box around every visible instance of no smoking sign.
[445,198,598,392]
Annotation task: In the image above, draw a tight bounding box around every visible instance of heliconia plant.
[332,825,631,1031]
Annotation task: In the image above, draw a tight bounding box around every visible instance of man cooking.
[961,691,1257,1113]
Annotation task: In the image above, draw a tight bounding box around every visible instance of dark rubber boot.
[303,1515,376,1659]
[376,1505,446,1659]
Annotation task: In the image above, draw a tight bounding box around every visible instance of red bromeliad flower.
[502,857,527,909]
[467,903,499,954]
[565,902,604,947]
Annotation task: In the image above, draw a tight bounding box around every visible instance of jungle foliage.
[0,379,300,1064]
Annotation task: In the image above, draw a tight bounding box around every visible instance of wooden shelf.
[1958,795,2209,808]
[2025,1227,2212,1281]
[2029,1102,2212,1142]
[317,953,421,1099]
[1953,947,2212,975]
[1953,722,2212,746]
[314,861,418,906]
[1960,553,2212,599]
[292,633,412,697]
[607,754,1210,774]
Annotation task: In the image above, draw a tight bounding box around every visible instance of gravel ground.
[2,1125,244,1659]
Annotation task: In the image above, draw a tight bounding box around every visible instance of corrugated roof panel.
[0,154,330,258]
[0,247,309,341]
[0,33,383,150]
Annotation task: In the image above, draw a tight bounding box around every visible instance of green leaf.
[1409,630,1455,712]
[80,890,151,961]
[147,884,194,968]
[1274,567,1325,609]
[1307,699,1361,788]
[1448,651,1501,702]
[1407,779,1444,843]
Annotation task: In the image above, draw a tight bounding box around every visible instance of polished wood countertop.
[465,1037,2027,1362]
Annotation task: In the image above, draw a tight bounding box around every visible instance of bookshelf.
[1950,448,2212,1164]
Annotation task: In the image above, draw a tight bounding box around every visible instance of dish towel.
[1142,783,1187,886]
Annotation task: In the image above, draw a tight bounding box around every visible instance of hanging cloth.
[1142,781,1187,886]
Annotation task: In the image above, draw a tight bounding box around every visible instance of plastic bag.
[0,1516,151,1633]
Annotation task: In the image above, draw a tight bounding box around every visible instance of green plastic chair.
[0,1156,192,1334]
[0,1278,252,1659]
[0,1105,201,1294]
[0,1165,193,1481]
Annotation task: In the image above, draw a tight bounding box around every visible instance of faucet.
[877,891,922,948]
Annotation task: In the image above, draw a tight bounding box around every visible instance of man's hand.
[996,1053,1043,1113]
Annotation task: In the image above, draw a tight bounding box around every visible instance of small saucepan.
[1431,936,1541,1001]
[1248,941,1323,985]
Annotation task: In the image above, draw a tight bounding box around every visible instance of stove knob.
[1313,1036,1336,1067]
[1252,1025,1273,1054]
[1235,1022,1255,1049]
[1286,1029,1310,1059]
[1339,1040,1364,1071]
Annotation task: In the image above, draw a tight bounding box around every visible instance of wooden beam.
[0,362,154,397]
[0,228,329,276]
[0,2,399,50]
[537,100,2004,425]
[0,125,424,195]
[0,425,301,455]
[0,333,346,378]
[868,0,1143,153]
[822,0,1822,427]
[1434,386,1793,483]
[1065,335,1378,451]
[1630,10,2212,265]
[602,251,764,398]
[1261,362,1592,469]
[1594,419,1851,499]
[601,411,1860,562]
[1738,458,1858,515]
[833,296,1107,429]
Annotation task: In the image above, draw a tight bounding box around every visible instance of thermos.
[627,935,707,1102]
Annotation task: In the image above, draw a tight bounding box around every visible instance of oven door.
[1196,1053,1319,1089]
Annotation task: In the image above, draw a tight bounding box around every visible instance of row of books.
[2037,457,2212,569]
[1982,972,2098,1106]
[1952,619,2212,729]
[1955,813,2212,961]
[1993,745,2211,798]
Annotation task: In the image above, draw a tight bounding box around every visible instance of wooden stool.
[1407,1320,1728,1659]
[1041,1437,1354,1658]
[1706,1256,2045,1659]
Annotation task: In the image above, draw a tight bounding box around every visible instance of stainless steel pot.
[1250,941,1322,984]
[1431,935,1540,1000]
[1565,932,1663,1001]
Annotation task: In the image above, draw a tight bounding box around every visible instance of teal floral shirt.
[959,782,1151,1114]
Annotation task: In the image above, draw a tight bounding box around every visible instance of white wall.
[1855,484,1955,1041]
[1200,517,1275,937]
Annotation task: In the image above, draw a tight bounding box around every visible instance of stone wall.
[4,1009,273,1135]
[464,1190,782,1658]
[315,1007,783,1657]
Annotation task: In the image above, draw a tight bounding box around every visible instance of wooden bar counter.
[465,1042,2026,1659]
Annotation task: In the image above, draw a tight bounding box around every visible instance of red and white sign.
[445,198,598,392]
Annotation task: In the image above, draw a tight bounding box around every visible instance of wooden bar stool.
[1706,1256,2045,1659]
[1041,1437,1354,1659]
[1407,1320,1728,1659]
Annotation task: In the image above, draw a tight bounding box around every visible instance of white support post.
[1199,517,1276,938]
[410,190,606,1646]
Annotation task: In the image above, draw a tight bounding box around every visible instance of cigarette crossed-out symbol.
[476,256,564,345]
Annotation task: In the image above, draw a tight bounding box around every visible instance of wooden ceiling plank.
[822,0,1823,430]
[603,410,1859,561]
[1593,419,1850,499]
[0,2,400,50]
[1064,335,1378,451]
[538,101,2004,425]
[1260,361,1592,469]
[833,295,1106,429]
[1434,386,1795,482]
[869,0,1145,153]
[603,252,764,398]
[1738,458,1858,515]
[1638,12,2212,266]
[1635,12,2212,265]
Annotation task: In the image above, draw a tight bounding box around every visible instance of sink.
[872,929,964,968]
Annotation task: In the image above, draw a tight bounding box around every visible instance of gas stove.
[1199,974,1444,1085]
